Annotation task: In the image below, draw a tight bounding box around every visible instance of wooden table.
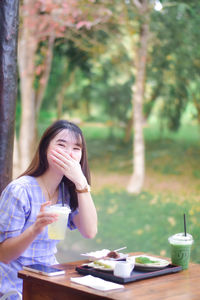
[18,253,200,300]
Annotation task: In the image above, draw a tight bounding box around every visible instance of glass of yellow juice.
[46,204,71,240]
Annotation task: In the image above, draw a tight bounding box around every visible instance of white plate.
[128,255,170,271]
[81,249,128,261]
[83,259,117,272]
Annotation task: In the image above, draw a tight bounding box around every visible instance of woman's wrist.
[75,183,91,193]
[75,176,91,193]
[75,177,88,190]
[30,223,42,237]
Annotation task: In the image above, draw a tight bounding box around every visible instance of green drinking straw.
[184,213,187,237]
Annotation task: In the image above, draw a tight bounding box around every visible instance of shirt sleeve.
[67,209,79,230]
[0,183,30,242]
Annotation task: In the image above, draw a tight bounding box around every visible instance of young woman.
[0,120,97,298]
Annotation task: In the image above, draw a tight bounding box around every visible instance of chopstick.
[113,247,127,252]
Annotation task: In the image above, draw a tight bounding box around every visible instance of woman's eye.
[74,147,81,151]
[58,143,65,147]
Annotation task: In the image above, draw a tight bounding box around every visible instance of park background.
[4,1,200,264]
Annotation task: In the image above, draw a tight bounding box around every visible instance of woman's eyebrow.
[56,139,67,143]
[56,138,81,146]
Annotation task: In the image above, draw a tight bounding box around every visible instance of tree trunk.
[35,35,55,115]
[18,1,38,172]
[18,27,37,172]
[56,70,75,119]
[0,0,19,193]
[17,16,56,173]
[127,15,150,194]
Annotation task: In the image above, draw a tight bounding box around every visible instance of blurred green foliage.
[16,2,200,138]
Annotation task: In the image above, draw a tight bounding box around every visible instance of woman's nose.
[65,148,72,156]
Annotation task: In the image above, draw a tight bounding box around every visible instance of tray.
[76,264,182,284]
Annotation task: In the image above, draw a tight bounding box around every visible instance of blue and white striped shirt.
[0,175,77,298]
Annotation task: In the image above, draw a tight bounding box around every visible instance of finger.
[52,149,69,160]
[51,150,68,164]
[51,154,69,170]
[40,201,51,212]
[37,213,58,225]
[43,215,58,225]
[39,211,58,218]
[53,149,74,162]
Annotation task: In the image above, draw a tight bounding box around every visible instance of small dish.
[82,259,117,272]
[128,255,170,271]
[81,249,128,261]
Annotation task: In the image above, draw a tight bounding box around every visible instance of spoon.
[113,247,127,252]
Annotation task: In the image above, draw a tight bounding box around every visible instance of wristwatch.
[75,184,91,193]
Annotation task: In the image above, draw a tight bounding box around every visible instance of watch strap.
[75,184,91,193]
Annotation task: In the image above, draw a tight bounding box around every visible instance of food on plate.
[135,256,159,264]
[93,260,113,269]
[106,251,120,259]
[83,259,117,271]
[81,249,128,261]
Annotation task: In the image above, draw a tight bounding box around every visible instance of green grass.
[55,122,200,265]
[92,190,200,264]
[57,189,200,264]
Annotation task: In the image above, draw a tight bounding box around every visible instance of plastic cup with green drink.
[168,233,194,270]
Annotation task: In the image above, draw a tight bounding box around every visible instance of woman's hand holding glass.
[33,202,58,235]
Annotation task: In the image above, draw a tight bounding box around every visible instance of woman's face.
[47,129,82,171]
